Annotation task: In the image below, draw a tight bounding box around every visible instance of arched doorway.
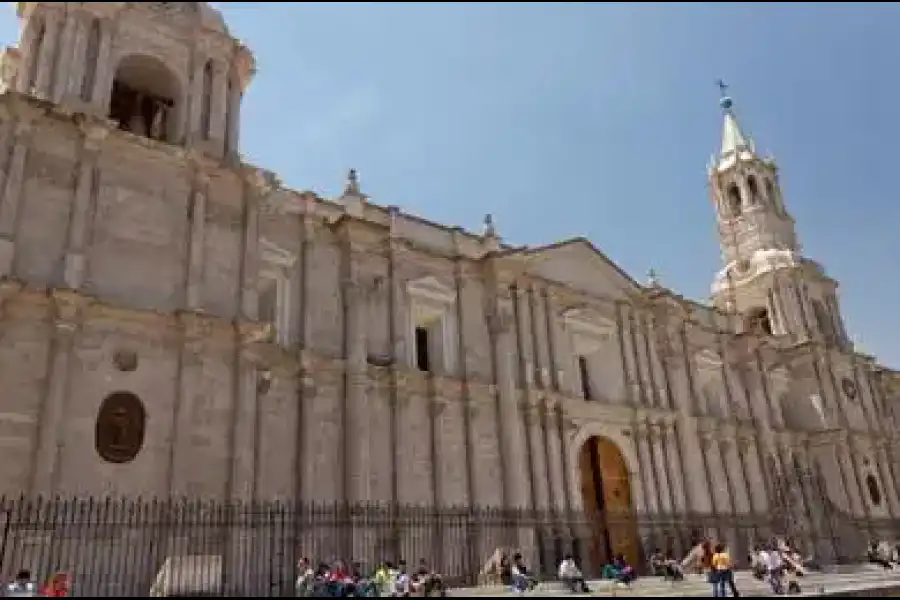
[578,436,639,571]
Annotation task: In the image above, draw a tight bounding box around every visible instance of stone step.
[448,568,900,597]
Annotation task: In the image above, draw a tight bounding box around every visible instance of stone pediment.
[694,348,723,369]
[259,237,297,279]
[515,238,639,299]
[407,275,456,304]
[562,306,616,339]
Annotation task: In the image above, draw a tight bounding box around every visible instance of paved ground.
[447,565,900,597]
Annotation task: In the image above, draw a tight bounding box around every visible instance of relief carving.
[95,392,146,464]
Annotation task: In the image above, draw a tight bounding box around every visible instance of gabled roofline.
[499,236,643,291]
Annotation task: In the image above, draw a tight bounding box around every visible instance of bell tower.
[708,82,849,348]
[6,2,254,160]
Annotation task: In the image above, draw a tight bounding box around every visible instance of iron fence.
[0,496,884,597]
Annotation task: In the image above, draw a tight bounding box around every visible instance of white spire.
[721,110,752,156]
[713,80,756,171]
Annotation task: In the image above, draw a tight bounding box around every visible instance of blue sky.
[5,3,900,367]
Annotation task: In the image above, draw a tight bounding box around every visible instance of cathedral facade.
[0,1,898,567]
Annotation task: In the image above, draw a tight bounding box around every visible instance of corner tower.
[708,83,848,348]
[6,1,254,160]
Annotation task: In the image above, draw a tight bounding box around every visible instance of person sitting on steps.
[557,554,590,593]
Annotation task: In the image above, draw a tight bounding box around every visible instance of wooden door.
[595,437,639,567]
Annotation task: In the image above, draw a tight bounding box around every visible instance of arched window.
[108,54,181,143]
[27,19,45,92]
[95,392,147,464]
[744,307,773,336]
[201,59,214,140]
[81,19,102,102]
[747,176,760,204]
[866,473,882,506]
[726,184,742,216]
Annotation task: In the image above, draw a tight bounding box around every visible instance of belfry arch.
[576,435,639,571]
[108,53,184,144]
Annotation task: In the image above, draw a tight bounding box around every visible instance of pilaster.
[0,118,33,277]
[30,290,87,495]
[63,122,107,289]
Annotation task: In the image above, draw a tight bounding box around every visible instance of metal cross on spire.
[716,78,729,98]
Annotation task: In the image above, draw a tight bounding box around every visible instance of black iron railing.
[0,496,884,597]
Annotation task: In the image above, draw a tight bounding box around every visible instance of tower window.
[415,326,431,372]
[726,184,742,216]
[745,307,773,336]
[578,355,593,401]
[108,54,180,144]
[746,176,760,204]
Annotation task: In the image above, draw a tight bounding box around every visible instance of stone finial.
[482,213,497,238]
[344,168,361,196]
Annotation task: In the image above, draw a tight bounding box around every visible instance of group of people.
[2,571,70,598]
[749,541,806,595]
[867,541,900,569]
[294,557,447,597]
[2,569,70,598]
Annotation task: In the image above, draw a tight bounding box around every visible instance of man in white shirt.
[558,555,589,593]
[764,547,784,594]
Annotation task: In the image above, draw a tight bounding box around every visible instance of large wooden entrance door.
[578,436,639,571]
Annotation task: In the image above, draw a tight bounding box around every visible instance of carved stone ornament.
[840,376,858,401]
[95,392,147,464]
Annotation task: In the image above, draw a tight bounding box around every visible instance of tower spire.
[717,79,753,158]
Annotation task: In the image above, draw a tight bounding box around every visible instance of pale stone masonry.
[0,0,898,565]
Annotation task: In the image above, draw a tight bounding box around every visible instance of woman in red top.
[40,573,70,597]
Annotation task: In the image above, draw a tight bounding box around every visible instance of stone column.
[63,126,106,289]
[239,172,265,319]
[51,13,76,103]
[169,313,206,495]
[837,442,864,516]
[649,422,674,514]
[0,121,32,277]
[619,304,640,404]
[848,437,873,517]
[493,292,530,507]
[530,285,552,389]
[184,166,209,309]
[15,13,41,93]
[543,291,566,393]
[702,433,733,515]
[64,16,88,103]
[742,436,768,512]
[187,53,207,146]
[723,426,752,514]
[226,73,242,158]
[635,422,659,514]
[230,326,260,501]
[344,246,373,502]
[663,419,687,512]
[89,19,114,111]
[31,291,82,495]
[33,9,60,99]
[526,395,550,510]
[209,60,228,154]
[876,443,900,517]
